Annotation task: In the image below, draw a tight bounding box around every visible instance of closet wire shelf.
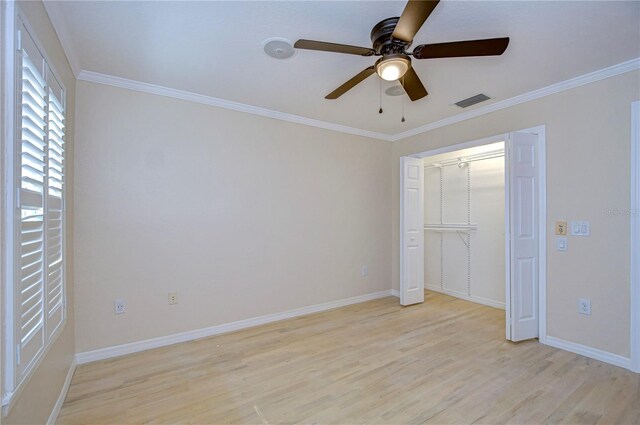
[423,149,504,169]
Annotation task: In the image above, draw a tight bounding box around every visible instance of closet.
[423,142,505,309]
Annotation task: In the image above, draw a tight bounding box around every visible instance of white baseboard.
[391,289,400,297]
[46,358,76,425]
[544,336,631,370]
[76,289,394,365]
[425,283,505,310]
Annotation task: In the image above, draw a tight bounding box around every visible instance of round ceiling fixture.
[263,37,296,59]
[385,85,405,97]
[375,53,410,81]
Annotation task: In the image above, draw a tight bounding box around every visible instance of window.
[3,16,66,405]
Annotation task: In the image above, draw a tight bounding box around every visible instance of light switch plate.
[570,221,590,236]
[556,236,568,252]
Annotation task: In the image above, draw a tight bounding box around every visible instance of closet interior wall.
[424,142,506,309]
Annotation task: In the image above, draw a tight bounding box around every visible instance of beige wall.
[392,70,640,357]
[4,1,76,424]
[73,81,392,353]
[74,69,640,359]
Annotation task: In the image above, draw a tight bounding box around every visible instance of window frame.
[1,6,68,414]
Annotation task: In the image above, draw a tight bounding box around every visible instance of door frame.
[631,101,640,372]
[399,125,547,343]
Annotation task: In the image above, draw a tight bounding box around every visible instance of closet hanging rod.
[424,223,478,232]
[424,149,505,169]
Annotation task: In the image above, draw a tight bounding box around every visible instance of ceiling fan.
[294,0,509,101]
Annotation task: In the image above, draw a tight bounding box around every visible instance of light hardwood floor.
[58,292,640,424]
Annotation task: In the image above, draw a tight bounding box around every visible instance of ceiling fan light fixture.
[375,54,410,81]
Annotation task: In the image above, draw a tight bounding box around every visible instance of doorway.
[423,141,506,310]
[400,127,546,343]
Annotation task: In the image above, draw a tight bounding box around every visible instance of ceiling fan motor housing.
[370,17,411,55]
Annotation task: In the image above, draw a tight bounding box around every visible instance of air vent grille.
[454,94,491,108]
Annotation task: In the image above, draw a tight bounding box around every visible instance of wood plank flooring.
[58,292,640,424]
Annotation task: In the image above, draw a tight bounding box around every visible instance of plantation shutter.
[46,75,65,337]
[17,26,47,376]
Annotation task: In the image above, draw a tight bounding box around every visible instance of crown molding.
[388,57,640,141]
[77,70,394,141]
[42,0,81,78]
[40,0,639,140]
[42,0,391,140]
[79,57,639,143]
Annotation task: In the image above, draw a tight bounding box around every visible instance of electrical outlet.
[114,299,125,314]
[361,266,368,277]
[578,298,591,315]
[168,292,178,305]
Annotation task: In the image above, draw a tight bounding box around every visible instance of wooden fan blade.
[392,0,440,43]
[325,67,376,99]
[400,67,428,101]
[413,37,510,59]
[294,39,376,56]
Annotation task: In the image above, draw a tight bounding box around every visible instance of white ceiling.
[48,1,640,136]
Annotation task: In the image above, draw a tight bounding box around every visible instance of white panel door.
[508,132,539,341]
[401,157,424,305]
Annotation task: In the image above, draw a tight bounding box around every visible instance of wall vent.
[454,93,491,108]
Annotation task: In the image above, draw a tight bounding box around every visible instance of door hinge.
[16,29,21,51]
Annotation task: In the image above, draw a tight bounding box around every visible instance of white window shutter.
[46,78,65,337]
[17,29,47,377]
[7,19,67,398]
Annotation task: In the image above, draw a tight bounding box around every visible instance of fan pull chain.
[401,77,406,123]
[379,77,383,114]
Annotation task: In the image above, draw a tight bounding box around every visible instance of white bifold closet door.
[401,157,424,306]
[508,132,539,341]
[424,150,505,309]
